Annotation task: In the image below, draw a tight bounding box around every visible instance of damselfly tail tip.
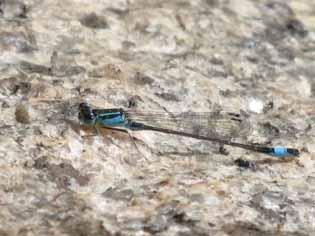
[286,148,300,157]
[272,146,300,158]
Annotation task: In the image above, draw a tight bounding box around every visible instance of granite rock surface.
[0,0,314,235]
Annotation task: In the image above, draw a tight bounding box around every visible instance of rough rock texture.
[0,0,314,235]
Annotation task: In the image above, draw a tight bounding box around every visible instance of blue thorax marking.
[96,111,126,127]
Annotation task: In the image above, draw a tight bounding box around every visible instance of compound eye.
[78,103,95,121]
[79,102,89,110]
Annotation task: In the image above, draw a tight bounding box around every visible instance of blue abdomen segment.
[271,147,288,157]
[96,112,126,127]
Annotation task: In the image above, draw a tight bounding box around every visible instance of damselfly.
[78,102,299,158]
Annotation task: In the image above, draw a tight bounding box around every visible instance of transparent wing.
[125,110,252,140]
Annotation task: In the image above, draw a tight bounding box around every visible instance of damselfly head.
[78,102,96,124]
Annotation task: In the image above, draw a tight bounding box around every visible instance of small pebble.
[15,104,31,124]
[234,158,257,171]
[248,98,264,113]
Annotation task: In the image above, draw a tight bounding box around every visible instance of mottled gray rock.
[0,0,314,235]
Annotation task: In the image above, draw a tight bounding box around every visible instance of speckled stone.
[0,0,314,235]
